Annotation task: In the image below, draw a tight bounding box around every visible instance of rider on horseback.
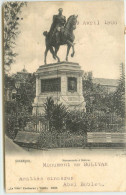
[43,12,78,64]
[49,8,66,44]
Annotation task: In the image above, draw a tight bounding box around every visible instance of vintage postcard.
[3,0,126,193]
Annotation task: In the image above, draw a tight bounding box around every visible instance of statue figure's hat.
[58,8,63,12]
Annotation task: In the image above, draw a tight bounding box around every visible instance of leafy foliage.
[5,73,36,114]
[43,97,55,131]
[51,103,68,132]
[4,2,26,72]
[19,74,36,113]
[83,76,109,113]
[83,69,125,118]
[112,64,125,117]
[66,111,88,133]
[5,114,16,139]
[44,97,68,132]
[5,73,36,138]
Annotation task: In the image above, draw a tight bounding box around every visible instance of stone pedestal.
[32,61,86,115]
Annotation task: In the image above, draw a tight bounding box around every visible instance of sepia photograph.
[3,0,126,193]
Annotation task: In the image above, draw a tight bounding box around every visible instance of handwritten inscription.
[77,20,118,25]
[8,159,108,192]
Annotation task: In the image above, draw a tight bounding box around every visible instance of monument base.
[32,61,86,115]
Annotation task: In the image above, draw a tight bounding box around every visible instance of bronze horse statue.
[43,15,78,64]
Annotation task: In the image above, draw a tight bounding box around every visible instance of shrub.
[44,97,68,133]
[66,111,88,133]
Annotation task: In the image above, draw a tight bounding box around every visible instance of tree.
[83,74,109,113]
[5,73,36,115]
[44,97,68,132]
[19,73,36,114]
[43,97,55,131]
[52,103,68,132]
[4,2,26,72]
[5,114,17,140]
[5,73,36,139]
[113,63,125,118]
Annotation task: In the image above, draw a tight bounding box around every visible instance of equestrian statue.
[43,8,78,64]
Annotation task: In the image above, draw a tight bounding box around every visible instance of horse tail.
[43,31,48,37]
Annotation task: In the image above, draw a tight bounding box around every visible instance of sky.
[10,0,125,79]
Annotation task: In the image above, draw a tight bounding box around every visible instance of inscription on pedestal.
[41,77,61,92]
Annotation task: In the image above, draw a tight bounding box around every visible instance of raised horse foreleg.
[67,40,75,58]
